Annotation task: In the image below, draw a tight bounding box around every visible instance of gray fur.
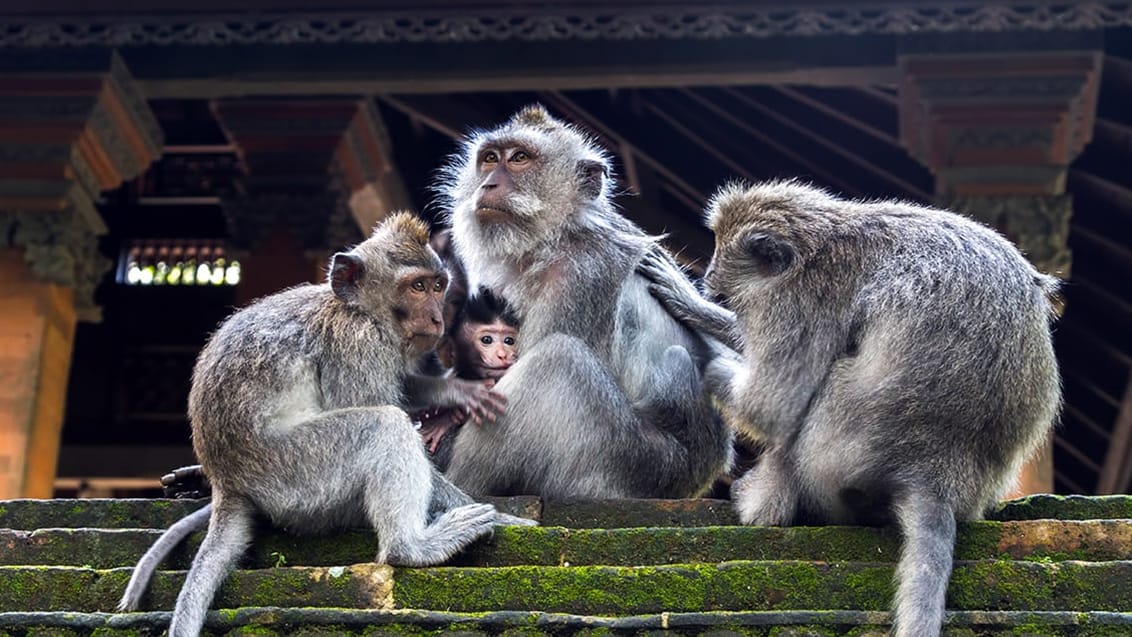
[439,105,733,498]
[641,180,1061,637]
[116,213,534,636]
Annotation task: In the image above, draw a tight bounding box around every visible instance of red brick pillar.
[899,51,1102,496]
[211,99,410,306]
[0,52,161,497]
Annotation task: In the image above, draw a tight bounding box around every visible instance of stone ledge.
[2,560,1130,615]
[1,494,1128,530]
[2,519,1130,570]
[2,608,1132,636]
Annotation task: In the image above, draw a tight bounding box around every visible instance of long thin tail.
[169,499,255,637]
[891,490,956,637]
[118,503,212,612]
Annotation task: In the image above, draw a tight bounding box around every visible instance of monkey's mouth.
[407,332,441,353]
[475,205,514,223]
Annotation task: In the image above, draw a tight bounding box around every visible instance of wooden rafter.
[1098,375,1132,494]
[772,86,898,146]
[714,87,931,201]
[537,90,706,209]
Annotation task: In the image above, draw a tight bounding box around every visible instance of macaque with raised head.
[439,105,733,498]
[418,288,520,462]
[639,180,1061,637]
[118,213,533,636]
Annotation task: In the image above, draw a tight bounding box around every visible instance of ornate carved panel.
[1,4,1131,46]
[0,51,162,321]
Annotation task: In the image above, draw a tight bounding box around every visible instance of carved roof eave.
[1,2,1130,47]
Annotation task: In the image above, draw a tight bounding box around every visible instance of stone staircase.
[0,495,1130,635]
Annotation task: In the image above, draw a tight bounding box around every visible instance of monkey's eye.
[480,150,500,165]
[433,279,445,292]
[503,336,516,346]
[509,150,531,163]
[480,335,494,345]
[411,280,427,292]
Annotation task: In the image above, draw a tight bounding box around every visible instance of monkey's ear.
[741,232,795,276]
[577,159,608,199]
[330,252,365,300]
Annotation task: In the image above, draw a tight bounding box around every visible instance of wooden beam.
[377,95,462,140]
[681,88,859,196]
[1062,404,1113,443]
[1072,225,1132,268]
[773,86,899,146]
[140,66,896,100]
[1053,433,1103,474]
[715,87,931,200]
[639,99,757,183]
[1053,468,1087,494]
[1098,374,1132,494]
[538,91,706,207]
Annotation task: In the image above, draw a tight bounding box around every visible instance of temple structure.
[1,0,1129,499]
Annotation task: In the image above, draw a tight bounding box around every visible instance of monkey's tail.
[890,491,955,637]
[117,503,212,612]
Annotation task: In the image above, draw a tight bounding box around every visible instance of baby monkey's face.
[459,320,518,380]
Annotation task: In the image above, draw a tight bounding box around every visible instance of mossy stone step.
[2,494,1128,531]
[3,608,1132,636]
[2,560,1130,615]
[3,519,1130,570]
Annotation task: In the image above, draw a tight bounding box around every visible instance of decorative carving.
[900,52,1102,194]
[139,152,240,198]
[0,204,112,322]
[0,51,162,321]
[1,3,1130,47]
[221,185,362,254]
[942,194,1073,277]
[214,97,392,251]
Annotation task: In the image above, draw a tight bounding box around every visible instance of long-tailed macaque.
[439,105,733,498]
[639,180,1061,637]
[118,213,533,636]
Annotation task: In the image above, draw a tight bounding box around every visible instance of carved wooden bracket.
[212,98,409,252]
[0,51,163,321]
[899,52,1102,197]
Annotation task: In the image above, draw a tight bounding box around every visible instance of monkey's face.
[445,106,613,260]
[455,319,518,380]
[393,268,450,357]
[329,212,450,357]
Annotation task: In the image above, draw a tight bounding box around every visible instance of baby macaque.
[416,289,520,466]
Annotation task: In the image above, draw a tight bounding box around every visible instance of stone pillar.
[211,99,410,305]
[0,52,162,498]
[899,51,1102,496]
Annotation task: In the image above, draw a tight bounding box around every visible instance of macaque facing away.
[640,180,1061,637]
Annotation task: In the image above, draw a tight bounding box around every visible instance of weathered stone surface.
[988,494,1132,522]
[0,563,393,613]
[540,498,739,528]
[3,609,1131,637]
[3,520,1129,570]
[0,498,208,530]
[393,560,1132,615]
[1,495,1129,530]
[0,496,538,530]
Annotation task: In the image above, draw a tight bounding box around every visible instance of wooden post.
[0,52,161,497]
[899,51,1103,496]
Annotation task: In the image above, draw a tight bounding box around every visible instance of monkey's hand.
[417,408,464,454]
[160,464,212,499]
[636,247,744,353]
[447,378,508,426]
